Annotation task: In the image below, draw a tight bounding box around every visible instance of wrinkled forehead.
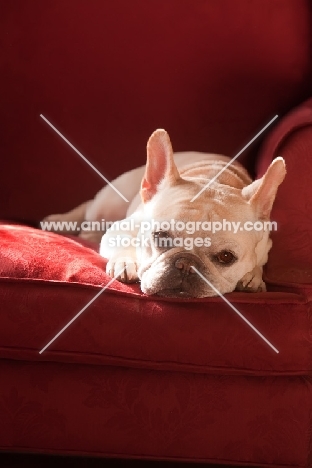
[147,183,255,224]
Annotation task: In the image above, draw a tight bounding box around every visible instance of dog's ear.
[242,157,286,219]
[140,129,180,203]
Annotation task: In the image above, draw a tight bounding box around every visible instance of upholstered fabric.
[258,98,312,287]
[1,361,311,466]
[1,0,311,222]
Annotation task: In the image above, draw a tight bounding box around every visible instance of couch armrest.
[257,98,312,289]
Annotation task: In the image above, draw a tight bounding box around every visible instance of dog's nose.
[175,257,197,275]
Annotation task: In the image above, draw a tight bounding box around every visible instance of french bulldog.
[43,129,286,298]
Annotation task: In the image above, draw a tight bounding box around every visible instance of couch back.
[1,0,311,222]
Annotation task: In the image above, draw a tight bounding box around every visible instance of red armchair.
[1,1,312,466]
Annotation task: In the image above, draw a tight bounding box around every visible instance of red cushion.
[0,223,311,375]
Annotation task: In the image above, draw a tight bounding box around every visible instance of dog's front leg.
[236,265,266,292]
[100,216,141,283]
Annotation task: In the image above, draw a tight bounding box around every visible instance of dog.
[43,129,286,298]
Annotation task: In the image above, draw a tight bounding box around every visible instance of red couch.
[1,0,312,466]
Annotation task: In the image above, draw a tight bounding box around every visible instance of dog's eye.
[213,250,236,265]
[152,231,172,248]
[153,231,169,239]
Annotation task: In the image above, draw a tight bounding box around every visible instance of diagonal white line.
[191,267,279,353]
[40,114,129,202]
[190,114,278,202]
[39,269,125,354]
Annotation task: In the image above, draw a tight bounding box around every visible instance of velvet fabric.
[1,0,312,466]
[1,0,311,222]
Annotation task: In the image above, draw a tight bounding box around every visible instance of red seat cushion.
[0,222,311,376]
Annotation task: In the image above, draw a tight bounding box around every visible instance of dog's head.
[136,129,286,298]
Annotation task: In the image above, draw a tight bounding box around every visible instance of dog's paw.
[106,257,139,283]
[236,268,266,293]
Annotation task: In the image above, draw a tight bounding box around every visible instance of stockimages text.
[41,218,277,251]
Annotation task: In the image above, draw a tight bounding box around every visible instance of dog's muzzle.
[171,251,205,277]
